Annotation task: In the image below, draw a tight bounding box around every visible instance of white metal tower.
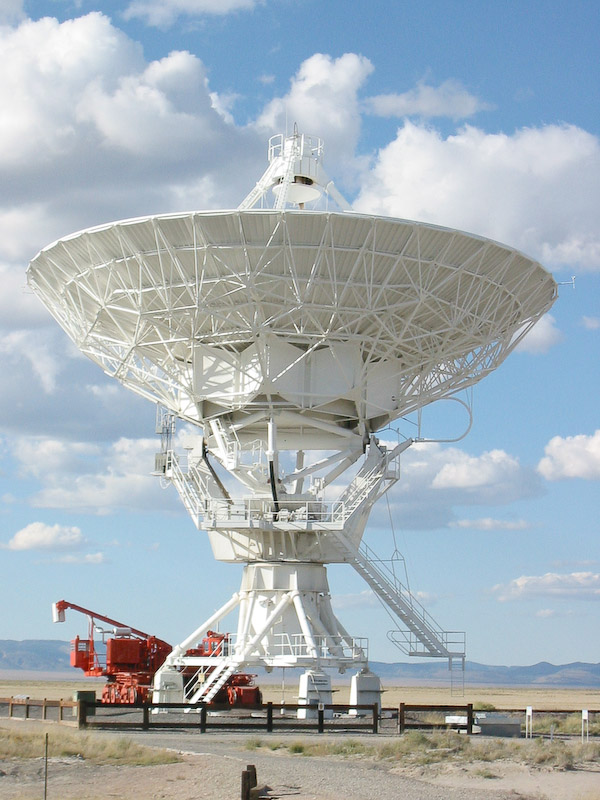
[27,130,557,708]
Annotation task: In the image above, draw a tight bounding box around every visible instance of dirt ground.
[1,678,599,800]
[1,724,600,800]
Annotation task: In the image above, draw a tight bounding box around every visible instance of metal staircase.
[332,532,465,664]
[186,660,239,704]
[332,439,410,523]
[167,454,209,527]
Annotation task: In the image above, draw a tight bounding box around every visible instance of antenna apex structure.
[239,129,350,211]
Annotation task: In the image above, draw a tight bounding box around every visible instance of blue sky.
[1,0,599,669]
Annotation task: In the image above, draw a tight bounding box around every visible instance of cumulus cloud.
[11,435,180,514]
[493,571,600,602]
[365,79,490,120]
[365,442,541,531]
[0,13,260,266]
[515,314,563,354]
[0,330,64,394]
[354,121,600,271]
[255,53,374,178]
[6,521,84,551]
[0,0,24,25]
[0,14,142,169]
[76,50,219,157]
[431,449,521,490]
[123,0,261,27]
[15,438,100,480]
[0,265,51,329]
[537,430,600,480]
[450,518,530,531]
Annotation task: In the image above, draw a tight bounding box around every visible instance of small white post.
[525,705,533,738]
[582,709,589,743]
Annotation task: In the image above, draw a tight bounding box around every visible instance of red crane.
[53,600,172,704]
[53,600,262,706]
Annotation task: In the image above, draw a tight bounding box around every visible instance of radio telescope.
[28,131,557,708]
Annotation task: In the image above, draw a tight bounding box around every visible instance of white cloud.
[15,438,100,480]
[365,79,490,120]
[431,449,521,490]
[255,53,374,178]
[12,435,180,514]
[535,609,556,618]
[493,571,600,602]
[55,552,106,564]
[76,50,219,157]
[0,264,51,329]
[450,518,530,531]
[0,14,142,168]
[582,316,600,330]
[123,0,261,27]
[0,330,63,393]
[365,442,541,531]
[515,314,562,354]
[0,13,261,266]
[537,430,600,480]
[6,521,84,551]
[354,121,600,271]
[0,0,24,25]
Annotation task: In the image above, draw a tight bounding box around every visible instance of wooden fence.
[1,697,597,737]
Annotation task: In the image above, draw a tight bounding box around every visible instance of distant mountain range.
[1,640,599,687]
[370,659,600,687]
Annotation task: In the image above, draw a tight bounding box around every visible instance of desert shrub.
[0,726,178,766]
[244,737,262,750]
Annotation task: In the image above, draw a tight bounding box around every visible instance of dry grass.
[0,725,180,766]
[244,730,600,771]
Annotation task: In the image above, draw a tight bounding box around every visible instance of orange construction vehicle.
[53,600,261,706]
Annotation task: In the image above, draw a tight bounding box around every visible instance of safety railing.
[177,633,368,663]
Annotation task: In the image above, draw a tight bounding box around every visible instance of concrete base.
[349,669,382,716]
[297,670,333,719]
[152,668,184,711]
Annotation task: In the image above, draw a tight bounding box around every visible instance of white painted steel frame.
[27,210,557,443]
[27,138,557,698]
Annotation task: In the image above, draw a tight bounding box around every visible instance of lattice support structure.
[27,131,558,704]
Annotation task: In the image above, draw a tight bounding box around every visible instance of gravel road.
[113,730,536,800]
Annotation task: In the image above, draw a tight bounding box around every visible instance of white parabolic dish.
[32,133,561,695]
[28,209,557,447]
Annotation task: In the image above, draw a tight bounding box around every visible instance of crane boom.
[52,599,168,646]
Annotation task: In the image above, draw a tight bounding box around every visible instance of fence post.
[318,707,324,734]
[77,700,87,729]
[241,769,251,800]
[24,699,30,720]
[8,698,13,719]
[142,705,150,731]
[200,704,207,733]
[266,702,273,733]
[372,703,378,734]
[466,703,473,735]
[246,764,257,788]
[398,703,405,734]
[59,700,63,722]
[42,698,47,721]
